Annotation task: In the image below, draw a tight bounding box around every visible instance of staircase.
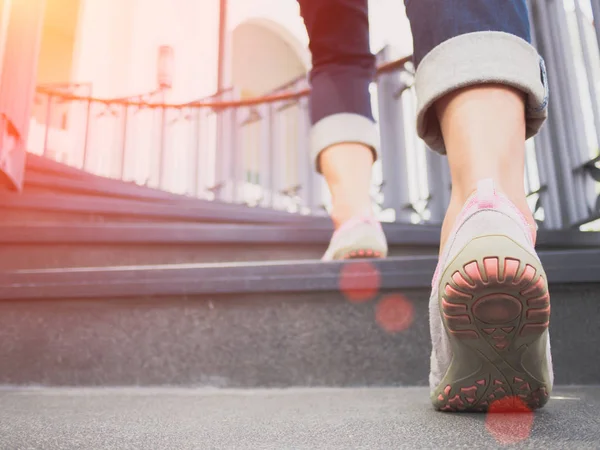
[1,155,599,448]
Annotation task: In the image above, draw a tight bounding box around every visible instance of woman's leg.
[405,0,552,412]
[406,0,546,251]
[298,0,387,260]
[436,84,535,253]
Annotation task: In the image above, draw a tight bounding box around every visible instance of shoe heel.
[328,222,388,260]
[341,249,384,259]
[432,235,552,412]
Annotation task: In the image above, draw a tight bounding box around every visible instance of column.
[0,0,46,190]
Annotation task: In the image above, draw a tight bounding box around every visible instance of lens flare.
[375,294,414,333]
[485,396,534,445]
[338,261,381,303]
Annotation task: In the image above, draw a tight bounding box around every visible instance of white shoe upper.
[428,179,553,391]
[322,217,388,261]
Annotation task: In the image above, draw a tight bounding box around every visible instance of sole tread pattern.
[433,251,551,413]
[343,249,383,260]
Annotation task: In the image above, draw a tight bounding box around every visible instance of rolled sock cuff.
[310,113,379,172]
[414,31,549,154]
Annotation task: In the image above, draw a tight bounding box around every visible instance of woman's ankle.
[330,201,374,229]
[440,182,536,254]
[320,142,375,229]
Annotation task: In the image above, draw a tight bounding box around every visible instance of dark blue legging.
[297,0,531,126]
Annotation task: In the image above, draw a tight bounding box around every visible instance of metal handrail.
[34,55,414,109]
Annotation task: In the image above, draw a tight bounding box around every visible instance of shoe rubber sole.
[342,249,385,259]
[432,235,552,412]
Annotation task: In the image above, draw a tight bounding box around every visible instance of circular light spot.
[338,261,381,303]
[375,294,414,333]
[485,396,534,445]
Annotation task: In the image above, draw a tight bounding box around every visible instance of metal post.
[574,0,600,153]
[214,89,235,202]
[158,104,167,188]
[81,98,92,170]
[270,101,282,209]
[425,147,451,224]
[375,46,412,222]
[259,102,273,208]
[158,92,167,189]
[532,0,581,226]
[533,127,563,228]
[551,1,590,165]
[120,105,129,179]
[296,96,310,212]
[590,0,600,56]
[527,0,563,229]
[217,0,227,93]
[231,104,243,204]
[42,94,53,157]
[549,0,596,219]
[192,106,202,197]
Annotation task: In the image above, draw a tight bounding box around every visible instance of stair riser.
[0,283,597,387]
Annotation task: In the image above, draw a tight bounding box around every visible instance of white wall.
[71,0,136,97]
[369,0,413,59]
[58,0,415,195]
[126,0,221,102]
[69,0,414,101]
[232,21,306,96]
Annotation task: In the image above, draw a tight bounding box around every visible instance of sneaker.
[430,179,553,412]
[321,216,388,261]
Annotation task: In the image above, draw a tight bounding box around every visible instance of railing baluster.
[591,0,600,55]
[425,149,451,224]
[158,100,167,189]
[296,96,310,213]
[533,1,583,225]
[271,102,283,210]
[259,103,273,208]
[231,103,243,204]
[528,0,562,229]
[574,0,600,154]
[214,90,235,202]
[554,1,596,216]
[192,106,202,197]
[43,94,53,158]
[81,98,92,171]
[534,126,562,228]
[120,104,128,179]
[376,47,412,222]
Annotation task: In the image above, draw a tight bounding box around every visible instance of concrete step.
[0,221,598,269]
[24,153,276,207]
[0,252,598,387]
[1,386,598,449]
[1,156,325,226]
[0,190,322,225]
[0,222,439,269]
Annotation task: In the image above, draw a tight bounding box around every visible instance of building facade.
[17,0,414,199]
[1,0,598,228]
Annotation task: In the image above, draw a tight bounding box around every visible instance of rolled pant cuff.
[415,31,549,154]
[310,113,379,172]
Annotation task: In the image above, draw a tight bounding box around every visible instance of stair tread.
[0,221,438,244]
[1,386,597,449]
[1,250,600,299]
[0,221,598,247]
[0,191,321,224]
